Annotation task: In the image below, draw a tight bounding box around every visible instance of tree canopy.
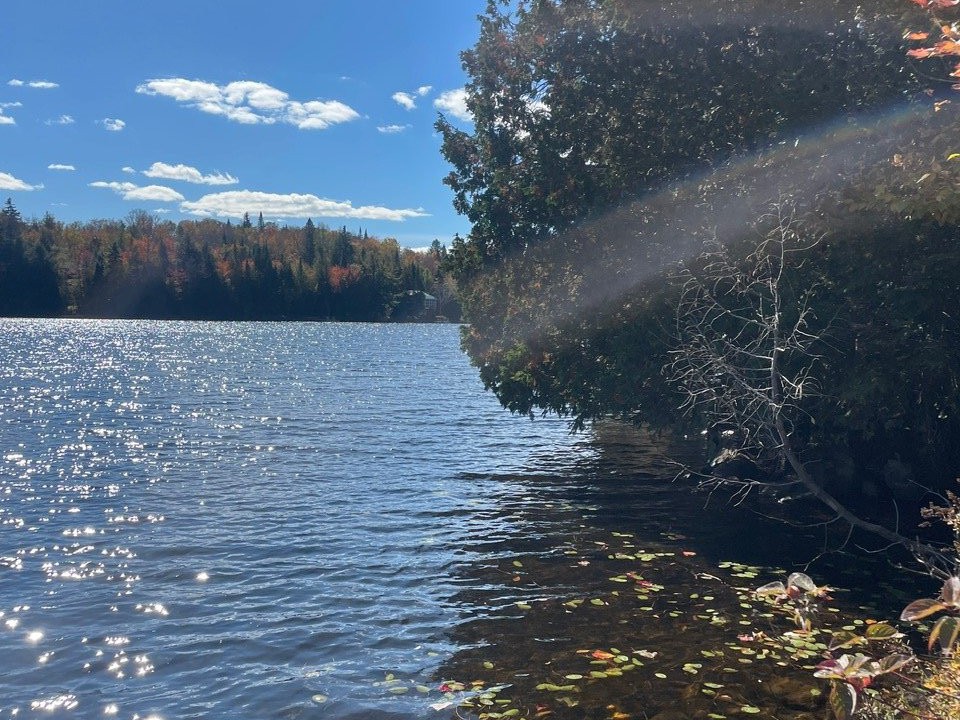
[438,0,960,503]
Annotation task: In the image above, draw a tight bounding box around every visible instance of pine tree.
[304,218,316,265]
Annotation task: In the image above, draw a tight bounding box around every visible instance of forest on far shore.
[0,200,459,322]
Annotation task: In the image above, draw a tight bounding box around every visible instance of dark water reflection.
[0,320,919,720]
[437,425,924,720]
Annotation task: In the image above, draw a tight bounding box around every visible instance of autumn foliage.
[0,205,456,321]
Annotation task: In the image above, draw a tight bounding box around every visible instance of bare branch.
[666,199,941,564]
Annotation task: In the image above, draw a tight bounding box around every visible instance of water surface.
[0,320,910,719]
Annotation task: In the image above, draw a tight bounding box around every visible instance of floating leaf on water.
[512,561,523,568]
[564,674,583,680]
[388,686,408,694]
[654,672,667,679]
[740,706,761,714]
[311,694,328,704]
[516,603,532,610]
[483,661,494,669]
[590,599,606,606]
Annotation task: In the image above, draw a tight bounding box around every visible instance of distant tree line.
[0,202,459,322]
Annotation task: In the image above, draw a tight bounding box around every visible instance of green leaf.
[829,630,863,650]
[900,598,947,621]
[828,682,857,720]
[929,616,960,655]
[865,622,898,640]
[878,654,913,675]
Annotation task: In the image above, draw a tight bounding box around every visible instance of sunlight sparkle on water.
[30,695,78,712]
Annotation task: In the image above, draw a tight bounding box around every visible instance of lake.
[0,320,913,719]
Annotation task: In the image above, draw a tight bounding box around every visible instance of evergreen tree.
[304,218,316,265]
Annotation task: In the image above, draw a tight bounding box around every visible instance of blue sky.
[0,1,486,247]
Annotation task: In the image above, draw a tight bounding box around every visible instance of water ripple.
[0,320,593,719]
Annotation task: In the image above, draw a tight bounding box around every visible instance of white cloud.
[0,171,42,191]
[121,166,136,174]
[101,118,125,132]
[0,101,19,125]
[90,180,184,202]
[417,85,432,97]
[48,164,75,171]
[8,79,58,89]
[136,78,360,130]
[153,208,171,214]
[143,162,238,186]
[377,124,410,134]
[392,91,417,111]
[45,114,74,126]
[434,88,472,122]
[181,190,429,222]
